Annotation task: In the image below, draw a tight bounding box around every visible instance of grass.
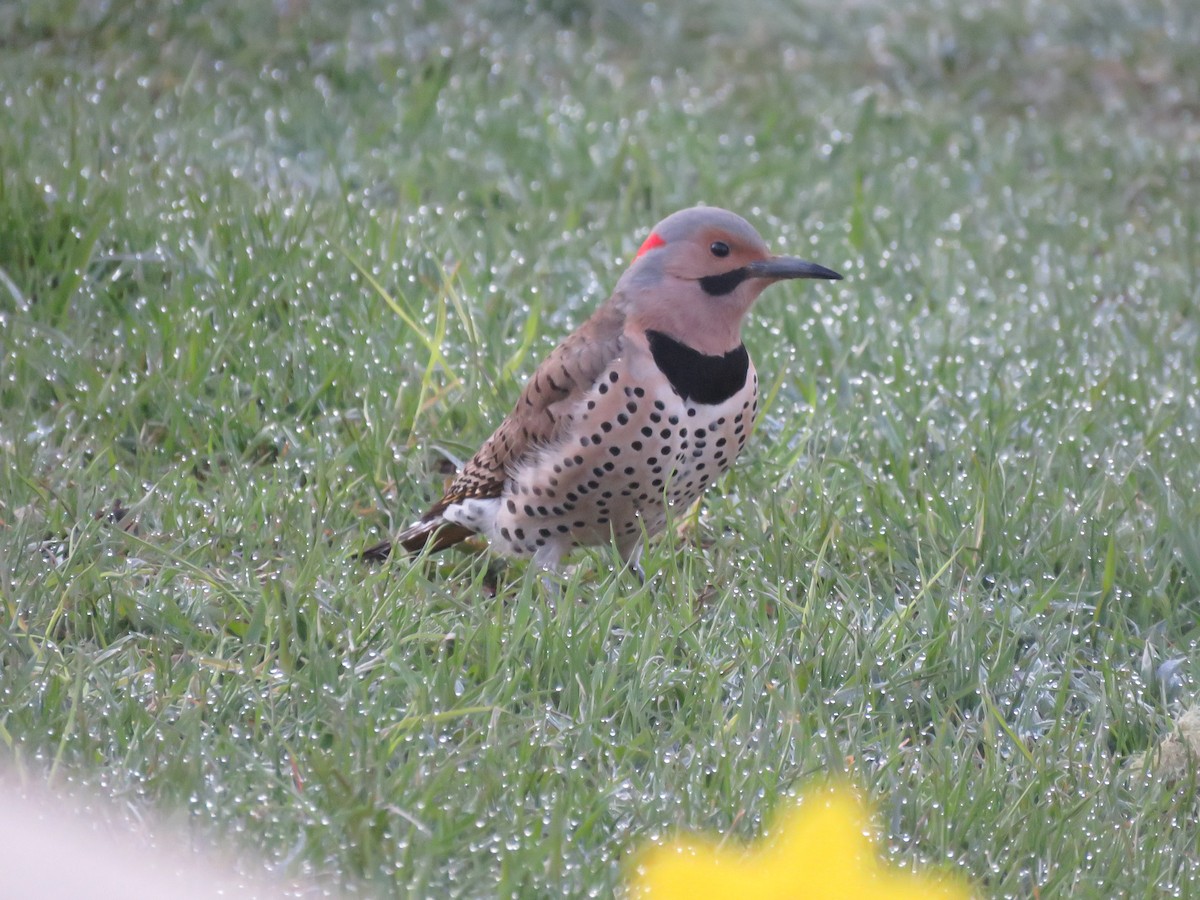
[1,0,1199,895]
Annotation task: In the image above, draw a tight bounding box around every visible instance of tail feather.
[358,516,476,562]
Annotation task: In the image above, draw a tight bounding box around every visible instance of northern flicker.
[364,206,841,572]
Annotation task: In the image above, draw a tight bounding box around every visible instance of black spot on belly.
[647,330,749,405]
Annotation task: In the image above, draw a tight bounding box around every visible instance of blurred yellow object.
[627,783,973,900]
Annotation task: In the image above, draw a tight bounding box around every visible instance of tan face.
[617,207,841,356]
[659,224,772,284]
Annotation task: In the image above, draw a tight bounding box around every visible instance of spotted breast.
[480,329,759,568]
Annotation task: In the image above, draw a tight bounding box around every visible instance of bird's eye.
[710,241,730,258]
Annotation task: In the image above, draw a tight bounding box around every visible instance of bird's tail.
[358,515,476,562]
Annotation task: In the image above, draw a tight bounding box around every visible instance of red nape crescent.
[634,231,665,260]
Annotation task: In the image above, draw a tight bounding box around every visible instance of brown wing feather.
[357,519,476,561]
[360,297,627,561]
[427,299,627,514]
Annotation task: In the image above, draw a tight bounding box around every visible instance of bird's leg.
[533,540,569,597]
[621,541,646,586]
[533,540,568,572]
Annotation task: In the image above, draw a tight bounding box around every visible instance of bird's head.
[617,206,842,356]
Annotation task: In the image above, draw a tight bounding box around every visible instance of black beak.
[744,256,843,281]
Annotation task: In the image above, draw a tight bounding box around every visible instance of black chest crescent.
[646,330,750,405]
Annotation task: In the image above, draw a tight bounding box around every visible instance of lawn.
[2,0,1199,896]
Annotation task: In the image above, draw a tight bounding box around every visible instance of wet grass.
[2,0,1200,896]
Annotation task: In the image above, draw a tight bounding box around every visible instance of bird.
[363,206,842,576]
